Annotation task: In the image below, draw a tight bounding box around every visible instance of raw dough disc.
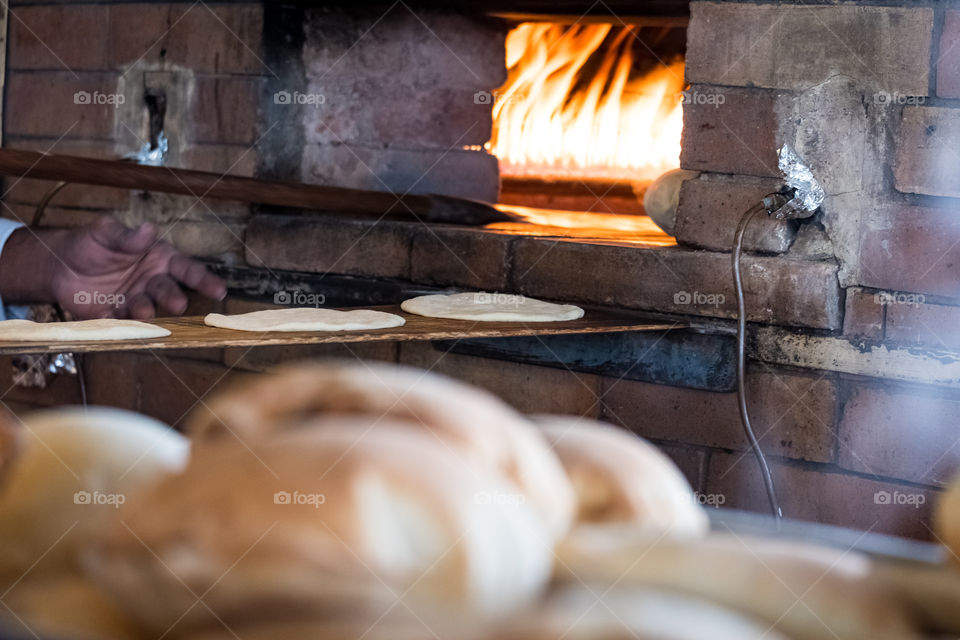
[401,292,584,322]
[0,319,170,342]
[204,308,405,332]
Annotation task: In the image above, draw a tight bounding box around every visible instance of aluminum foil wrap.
[123,132,168,166]
[778,144,824,213]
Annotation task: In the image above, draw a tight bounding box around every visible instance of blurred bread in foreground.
[85,420,554,637]
[535,415,708,537]
[0,407,188,582]
[186,361,576,540]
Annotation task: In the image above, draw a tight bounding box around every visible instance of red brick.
[938,11,960,98]
[410,227,512,290]
[190,76,262,145]
[858,204,960,298]
[303,8,506,90]
[5,71,120,139]
[679,86,784,178]
[885,299,960,349]
[303,81,492,148]
[109,3,265,75]
[674,175,796,253]
[600,367,837,463]
[655,441,707,493]
[687,3,932,95]
[511,239,843,330]
[895,106,960,198]
[706,452,937,540]
[8,5,110,70]
[839,383,960,487]
[301,143,499,203]
[244,215,412,279]
[179,144,257,177]
[135,355,253,429]
[843,287,884,339]
[398,342,602,418]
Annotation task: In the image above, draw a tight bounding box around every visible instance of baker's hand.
[0,217,227,320]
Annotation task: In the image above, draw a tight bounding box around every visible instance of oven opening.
[486,20,686,244]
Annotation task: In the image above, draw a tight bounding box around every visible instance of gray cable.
[733,203,783,520]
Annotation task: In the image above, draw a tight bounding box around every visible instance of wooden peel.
[0,149,519,226]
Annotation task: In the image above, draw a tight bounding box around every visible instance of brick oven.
[2,0,960,542]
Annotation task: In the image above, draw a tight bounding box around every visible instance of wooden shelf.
[0,306,687,355]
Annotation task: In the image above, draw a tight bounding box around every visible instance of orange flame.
[489,23,685,182]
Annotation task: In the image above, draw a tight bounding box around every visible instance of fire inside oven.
[486,21,686,243]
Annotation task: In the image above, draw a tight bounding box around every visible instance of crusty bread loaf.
[495,584,789,640]
[186,361,576,540]
[0,407,188,583]
[85,419,554,637]
[534,416,708,537]
[555,525,925,640]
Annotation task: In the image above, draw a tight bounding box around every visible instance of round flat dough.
[401,292,584,322]
[204,308,405,332]
[0,319,169,342]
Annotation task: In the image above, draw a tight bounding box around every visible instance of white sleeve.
[0,219,26,321]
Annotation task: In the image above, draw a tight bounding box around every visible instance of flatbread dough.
[401,292,584,322]
[0,319,170,342]
[204,308,405,332]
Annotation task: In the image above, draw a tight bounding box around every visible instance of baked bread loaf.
[186,361,576,540]
[496,584,788,640]
[85,419,554,636]
[0,407,188,583]
[556,525,926,640]
[534,416,708,537]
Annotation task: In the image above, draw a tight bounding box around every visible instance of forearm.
[0,227,64,305]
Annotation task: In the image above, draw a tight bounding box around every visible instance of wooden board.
[0,306,686,355]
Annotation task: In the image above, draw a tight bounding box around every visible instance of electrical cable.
[733,202,783,520]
